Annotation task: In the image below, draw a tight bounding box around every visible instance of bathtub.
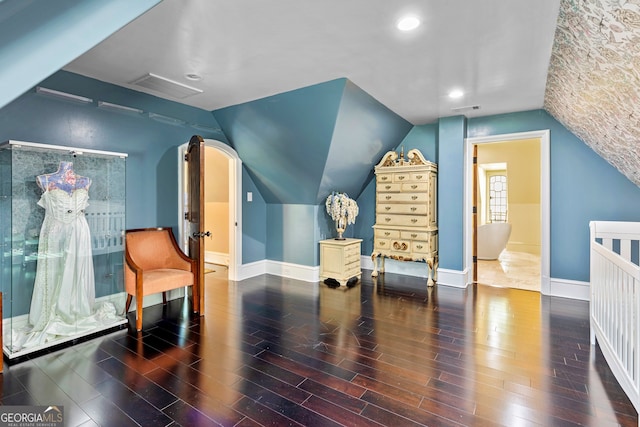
[477,223,512,260]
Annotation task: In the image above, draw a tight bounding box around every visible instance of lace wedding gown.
[29,188,95,330]
[7,188,119,352]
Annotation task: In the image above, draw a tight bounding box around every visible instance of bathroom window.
[488,173,508,223]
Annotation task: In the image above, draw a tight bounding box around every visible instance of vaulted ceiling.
[64,0,560,124]
[4,0,640,189]
[544,0,640,187]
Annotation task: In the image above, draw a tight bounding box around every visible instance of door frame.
[178,139,242,281]
[464,130,550,294]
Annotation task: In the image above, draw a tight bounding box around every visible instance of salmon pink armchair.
[124,227,199,330]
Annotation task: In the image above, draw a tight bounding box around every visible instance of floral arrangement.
[325,192,359,225]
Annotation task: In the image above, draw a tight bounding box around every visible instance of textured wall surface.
[545,0,640,185]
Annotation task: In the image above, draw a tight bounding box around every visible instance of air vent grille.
[130,73,202,99]
[451,105,480,113]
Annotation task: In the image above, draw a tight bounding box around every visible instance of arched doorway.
[178,139,242,281]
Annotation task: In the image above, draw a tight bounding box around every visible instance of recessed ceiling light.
[185,73,202,81]
[397,16,420,32]
[449,89,464,99]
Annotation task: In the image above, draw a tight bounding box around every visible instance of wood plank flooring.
[1,270,637,426]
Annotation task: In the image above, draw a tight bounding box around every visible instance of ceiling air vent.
[451,105,480,113]
[129,73,203,99]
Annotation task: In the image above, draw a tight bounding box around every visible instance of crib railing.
[590,221,640,417]
[85,201,125,255]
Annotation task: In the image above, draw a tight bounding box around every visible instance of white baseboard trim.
[360,255,430,278]
[437,268,469,288]
[238,257,591,301]
[237,260,267,281]
[266,260,319,282]
[361,256,469,288]
[548,278,589,301]
[237,260,319,283]
[205,250,229,266]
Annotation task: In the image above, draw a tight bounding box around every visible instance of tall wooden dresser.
[371,148,438,286]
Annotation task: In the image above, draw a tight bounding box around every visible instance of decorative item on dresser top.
[325,192,359,240]
[371,148,438,286]
[322,191,361,286]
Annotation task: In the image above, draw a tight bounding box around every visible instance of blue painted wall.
[468,110,640,282]
[266,204,318,265]
[214,79,344,205]
[357,109,640,283]
[0,71,224,231]
[0,0,160,110]
[215,78,412,266]
[436,116,467,271]
[242,168,267,264]
[3,72,639,283]
[355,123,438,256]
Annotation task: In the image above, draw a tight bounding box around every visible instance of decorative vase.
[335,216,347,240]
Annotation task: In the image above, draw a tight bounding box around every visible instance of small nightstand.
[319,238,362,286]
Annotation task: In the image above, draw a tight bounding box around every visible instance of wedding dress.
[29,188,95,330]
[7,187,119,352]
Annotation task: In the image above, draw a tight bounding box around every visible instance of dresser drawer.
[412,240,435,254]
[344,251,360,264]
[378,204,427,215]
[376,174,393,184]
[375,228,400,239]
[343,243,360,256]
[411,171,430,181]
[374,238,391,251]
[377,193,428,203]
[390,240,411,252]
[400,230,432,240]
[379,215,428,227]
[401,182,429,192]
[378,183,401,192]
[345,258,361,272]
[393,172,411,183]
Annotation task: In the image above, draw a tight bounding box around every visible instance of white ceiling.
[65,0,561,125]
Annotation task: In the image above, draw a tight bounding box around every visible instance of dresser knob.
[384,232,390,236]
[381,176,388,181]
[386,196,391,200]
[417,244,423,249]
[385,206,391,210]
[385,185,391,190]
[411,185,417,189]
[411,218,418,223]
[411,196,418,200]
[411,233,417,238]
[385,218,391,222]
[411,207,417,211]
[416,175,423,179]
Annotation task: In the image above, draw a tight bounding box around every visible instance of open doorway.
[476,140,540,291]
[465,130,550,294]
[178,139,242,282]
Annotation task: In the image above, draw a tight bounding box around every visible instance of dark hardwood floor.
[1,270,637,426]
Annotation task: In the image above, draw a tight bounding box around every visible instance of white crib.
[85,200,125,255]
[590,220,640,421]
